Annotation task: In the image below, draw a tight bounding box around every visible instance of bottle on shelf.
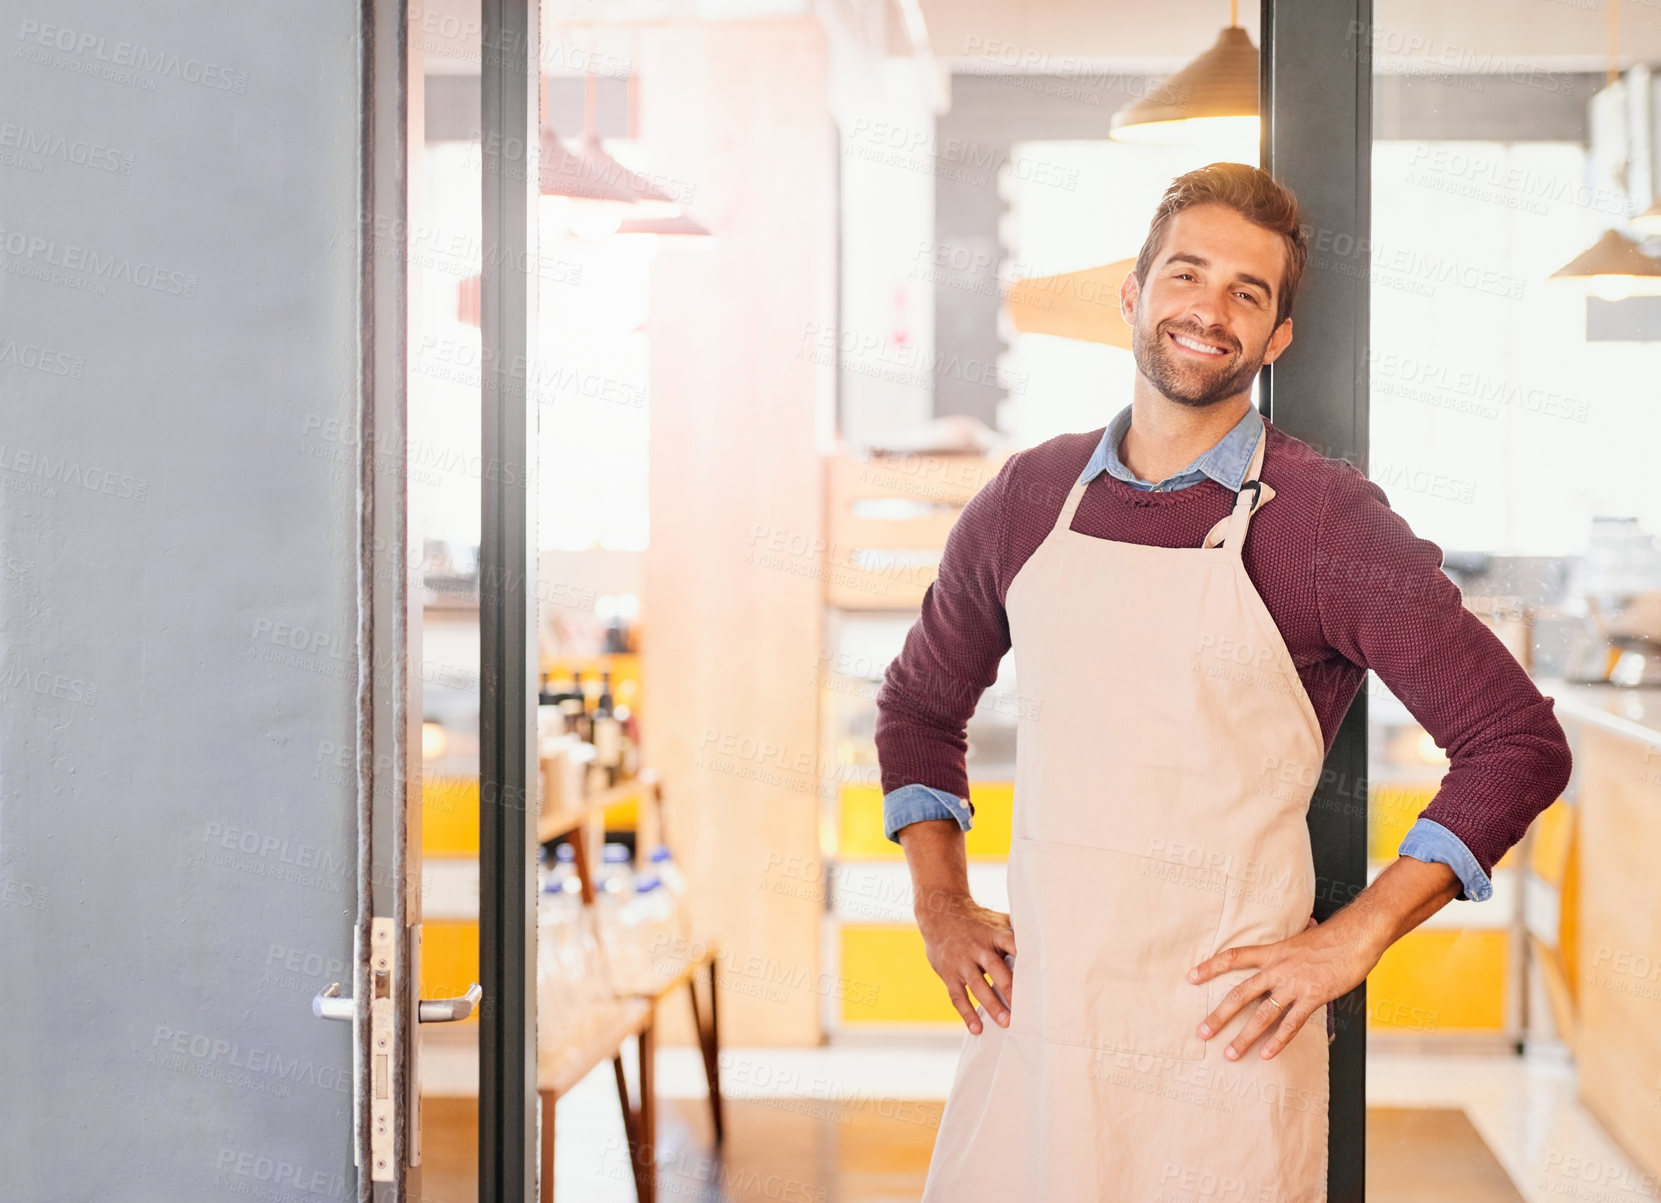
[624,872,678,990]
[616,695,641,780]
[551,842,579,895]
[648,844,688,898]
[647,844,692,946]
[592,670,623,787]
[558,691,584,737]
[593,843,639,989]
[568,672,594,745]
[536,840,626,1052]
[538,855,590,1044]
[537,675,568,744]
[579,746,606,797]
[596,842,635,900]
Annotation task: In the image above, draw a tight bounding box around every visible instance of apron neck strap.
[1203,425,1269,554]
[1054,424,1271,550]
[1049,478,1090,540]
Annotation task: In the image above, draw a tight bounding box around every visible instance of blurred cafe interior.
[373,0,1661,1196]
[17,0,1661,1198]
[387,0,1661,1198]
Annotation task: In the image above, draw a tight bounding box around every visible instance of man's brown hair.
[1133,162,1307,329]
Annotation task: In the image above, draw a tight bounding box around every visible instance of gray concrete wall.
[0,3,364,1197]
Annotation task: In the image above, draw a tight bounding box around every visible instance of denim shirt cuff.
[1397,816,1492,902]
[883,783,973,843]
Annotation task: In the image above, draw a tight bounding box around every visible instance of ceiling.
[920,0,1661,73]
[412,0,1661,76]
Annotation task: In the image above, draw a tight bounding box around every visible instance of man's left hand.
[1187,914,1377,1061]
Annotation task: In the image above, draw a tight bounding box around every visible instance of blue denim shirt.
[881,402,1493,903]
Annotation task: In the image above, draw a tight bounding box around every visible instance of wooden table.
[537,946,724,1203]
[536,774,722,1203]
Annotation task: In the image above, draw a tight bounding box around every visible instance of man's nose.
[1186,286,1230,332]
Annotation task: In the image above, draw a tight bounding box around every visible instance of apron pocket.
[1007,836,1226,1062]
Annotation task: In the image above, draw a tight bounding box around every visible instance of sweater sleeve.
[1312,464,1573,879]
[873,453,1018,805]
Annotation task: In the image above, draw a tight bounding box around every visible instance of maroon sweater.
[873,418,1573,879]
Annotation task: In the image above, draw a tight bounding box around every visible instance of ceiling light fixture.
[539,58,697,238]
[1109,0,1258,145]
[1547,0,1661,297]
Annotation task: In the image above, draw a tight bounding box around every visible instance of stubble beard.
[1133,315,1267,410]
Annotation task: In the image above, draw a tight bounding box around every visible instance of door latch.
[312,918,481,1181]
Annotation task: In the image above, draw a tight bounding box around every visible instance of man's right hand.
[897,816,1017,1034]
[915,888,1017,1035]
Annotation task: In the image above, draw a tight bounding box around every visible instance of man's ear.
[1119,271,1140,328]
[1261,316,1294,365]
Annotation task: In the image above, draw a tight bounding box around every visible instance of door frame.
[468,0,1379,1196]
[478,0,542,1198]
[1260,1,1373,1199]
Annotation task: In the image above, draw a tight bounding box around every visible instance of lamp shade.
[615,212,713,238]
[1004,259,1138,348]
[1633,199,1661,237]
[1548,227,1661,299]
[570,134,682,222]
[1110,25,1259,144]
[539,128,683,239]
[538,127,638,205]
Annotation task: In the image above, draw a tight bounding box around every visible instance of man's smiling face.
[1122,202,1295,409]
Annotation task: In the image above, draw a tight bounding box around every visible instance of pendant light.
[1547,0,1661,296]
[615,212,713,238]
[1109,0,1258,144]
[1004,260,1138,349]
[540,57,686,238]
[601,36,711,241]
[1548,228,1661,300]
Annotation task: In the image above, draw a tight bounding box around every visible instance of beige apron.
[921,429,1331,1202]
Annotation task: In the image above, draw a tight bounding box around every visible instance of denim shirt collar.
[1078,403,1264,492]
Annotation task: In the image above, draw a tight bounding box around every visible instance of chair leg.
[699,958,724,1145]
[637,1017,657,1203]
[612,1054,645,1202]
[685,977,714,1145]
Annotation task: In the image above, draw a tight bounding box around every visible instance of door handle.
[309,923,480,1179]
[312,981,356,1021]
[418,983,482,1023]
[311,980,482,1023]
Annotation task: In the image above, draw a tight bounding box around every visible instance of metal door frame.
[470,1,1378,1197]
[1261,1,1372,1199]
[479,0,541,1197]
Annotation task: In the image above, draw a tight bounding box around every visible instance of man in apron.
[874,163,1573,1201]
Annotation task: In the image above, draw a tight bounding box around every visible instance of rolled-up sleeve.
[874,454,1017,819]
[883,783,974,843]
[1312,464,1573,884]
[1397,816,1491,902]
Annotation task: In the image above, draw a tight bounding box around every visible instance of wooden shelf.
[537,997,653,1098]
[537,779,647,843]
[822,451,1007,610]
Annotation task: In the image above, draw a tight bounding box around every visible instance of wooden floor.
[417,1096,1524,1201]
[1365,1107,1526,1202]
